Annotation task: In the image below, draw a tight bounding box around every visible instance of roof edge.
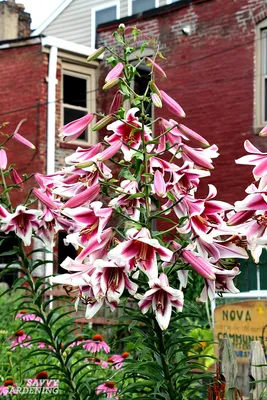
[31,0,74,36]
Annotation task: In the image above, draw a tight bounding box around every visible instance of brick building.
[96,0,267,205]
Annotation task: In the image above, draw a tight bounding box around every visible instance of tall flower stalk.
[0,25,257,399]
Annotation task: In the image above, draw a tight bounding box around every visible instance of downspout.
[46,45,58,280]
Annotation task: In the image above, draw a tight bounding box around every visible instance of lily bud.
[109,91,124,114]
[151,93,162,108]
[160,90,186,118]
[102,77,120,90]
[87,46,105,62]
[93,115,114,131]
[63,184,100,208]
[145,57,167,78]
[149,81,161,97]
[0,149,7,170]
[11,168,23,187]
[13,133,35,149]
[105,62,124,83]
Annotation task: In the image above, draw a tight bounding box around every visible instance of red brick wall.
[0,43,47,205]
[97,0,267,205]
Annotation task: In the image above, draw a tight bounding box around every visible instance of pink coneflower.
[87,357,109,368]
[10,330,32,350]
[96,382,118,399]
[108,352,129,369]
[16,310,42,323]
[0,379,17,396]
[83,334,110,353]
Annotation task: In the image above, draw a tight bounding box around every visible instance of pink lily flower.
[75,227,114,262]
[138,273,184,330]
[109,180,145,221]
[96,382,118,399]
[105,62,124,82]
[199,266,240,301]
[106,108,153,161]
[59,113,94,142]
[83,334,110,353]
[180,143,219,169]
[108,228,173,279]
[235,140,267,180]
[13,132,35,149]
[1,205,41,246]
[62,201,113,243]
[160,90,186,117]
[91,259,138,304]
[0,149,7,170]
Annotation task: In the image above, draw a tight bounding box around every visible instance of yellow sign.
[213,300,267,363]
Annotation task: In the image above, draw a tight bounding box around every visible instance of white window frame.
[255,20,267,128]
[91,1,120,49]
[128,0,159,16]
[61,62,96,145]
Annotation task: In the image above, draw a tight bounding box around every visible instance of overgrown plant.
[1,24,267,399]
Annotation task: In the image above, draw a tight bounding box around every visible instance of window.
[130,0,158,15]
[0,233,18,288]
[134,64,152,119]
[91,2,119,48]
[62,62,96,144]
[255,21,267,128]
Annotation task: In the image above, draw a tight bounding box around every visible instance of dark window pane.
[0,233,18,288]
[132,0,155,14]
[57,232,77,274]
[95,6,117,27]
[64,108,88,141]
[134,66,152,118]
[63,75,87,108]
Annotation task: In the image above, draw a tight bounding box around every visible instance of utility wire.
[1,13,267,117]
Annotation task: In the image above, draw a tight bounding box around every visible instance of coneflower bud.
[36,371,48,380]
[93,334,103,342]
[15,330,24,336]
[92,115,114,131]
[102,77,120,90]
[4,379,14,387]
[122,352,130,358]
[87,46,105,62]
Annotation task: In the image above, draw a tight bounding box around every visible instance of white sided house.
[32,0,175,48]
